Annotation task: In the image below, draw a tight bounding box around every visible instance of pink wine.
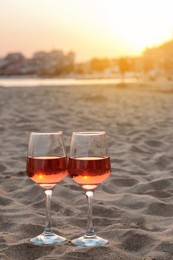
[26,156,67,186]
[68,156,111,185]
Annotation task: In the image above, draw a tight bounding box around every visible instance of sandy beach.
[1,82,173,259]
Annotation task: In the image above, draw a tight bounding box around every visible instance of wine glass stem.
[44,189,53,234]
[85,190,95,238]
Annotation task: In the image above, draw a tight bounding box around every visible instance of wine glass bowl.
[27,155,67,190]
[68,131,111,247]
[68,156,110,192]
[26,132,67,245]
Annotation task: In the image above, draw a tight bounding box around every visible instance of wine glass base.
[71,235,108,247]
[30,232,66,245]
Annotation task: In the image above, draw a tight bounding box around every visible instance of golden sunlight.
[1,0,173,60]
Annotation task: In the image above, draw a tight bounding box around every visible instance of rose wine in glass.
[26,132,67,245]
[68,132,111,247]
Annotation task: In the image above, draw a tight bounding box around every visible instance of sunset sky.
[1,0,173,61]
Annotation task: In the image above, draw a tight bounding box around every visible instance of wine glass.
[68,131,111,247]
[26,132,67,245]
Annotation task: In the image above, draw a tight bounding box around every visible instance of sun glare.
[117,17,172,52]
[91,0,173,55]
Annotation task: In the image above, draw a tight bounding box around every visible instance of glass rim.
[72,131,106,135]
[30,131,63,135]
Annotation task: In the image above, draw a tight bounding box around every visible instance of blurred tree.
[89,58,110,72]
[118,57,130,75]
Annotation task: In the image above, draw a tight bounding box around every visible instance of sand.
[1,82,173,259]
